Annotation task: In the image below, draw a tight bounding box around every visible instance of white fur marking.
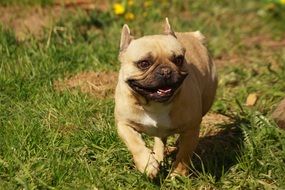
[139,103,171,129]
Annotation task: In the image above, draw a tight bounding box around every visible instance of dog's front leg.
[153,137,166,163]
[117,122,160,178]
[171,127,200,177]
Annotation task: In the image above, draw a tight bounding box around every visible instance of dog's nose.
[159,67,172,78]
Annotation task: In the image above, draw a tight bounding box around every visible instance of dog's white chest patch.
[139,103,172,130]
[140,113,158,127]
[141,112,171,128]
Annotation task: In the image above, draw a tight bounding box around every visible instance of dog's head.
[118,18,188,103]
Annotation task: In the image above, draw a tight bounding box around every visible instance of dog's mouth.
[127,74,187,102]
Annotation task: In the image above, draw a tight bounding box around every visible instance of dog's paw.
[169,171,179,180]
[170,162,189,178]
[169,169,188,180]
[134,150,160,179]
[145,155,160,179]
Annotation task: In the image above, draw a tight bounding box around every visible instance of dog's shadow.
[192,119,244,179]
[157,118,244,183]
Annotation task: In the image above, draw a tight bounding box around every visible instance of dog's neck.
[142,101,172,113]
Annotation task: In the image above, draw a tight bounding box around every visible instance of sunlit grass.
[0,0,285,189]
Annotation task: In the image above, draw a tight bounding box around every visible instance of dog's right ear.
[164,17,176,38]
[120,24,132,52]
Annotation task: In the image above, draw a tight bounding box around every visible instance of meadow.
[0,0,285,189]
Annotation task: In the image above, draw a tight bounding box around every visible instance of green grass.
[1,0,285,189]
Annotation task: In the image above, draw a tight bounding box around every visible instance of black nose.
[158,67,172,78]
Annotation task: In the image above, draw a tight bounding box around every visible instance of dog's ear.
[192,31,206,44]
[164,17,176,38]
[120,24,133,52]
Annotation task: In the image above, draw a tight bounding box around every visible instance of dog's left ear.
[164,17,176,38]
[120,24,133,52]
[192,31,206,44]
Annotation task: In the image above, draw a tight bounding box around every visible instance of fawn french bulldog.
[114,18,217,178]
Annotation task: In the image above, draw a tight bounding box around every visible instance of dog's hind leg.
[171,126,200,177]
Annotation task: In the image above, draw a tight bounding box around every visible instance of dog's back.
[176,32,217,116]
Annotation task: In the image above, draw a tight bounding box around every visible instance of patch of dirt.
[214,34,285,68]
[54,0,109,11]
[271,97,285,130]
[242,35,285,49]
[54,71,118,98]
[0,0,108,41]
[200,113,233,137]
[0,6,63,40]
[214,54,241,68]
[165,113,234,156]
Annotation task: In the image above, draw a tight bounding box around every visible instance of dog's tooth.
[164,89,171,93]
[158,88,171,93]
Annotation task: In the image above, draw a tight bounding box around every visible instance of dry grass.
[54,71,118,99]
[0,0,108,40]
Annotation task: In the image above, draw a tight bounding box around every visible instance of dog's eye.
[173,56,184,67]
[137,60,151,70]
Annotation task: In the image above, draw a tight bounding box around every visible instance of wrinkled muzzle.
[127,66,188,102]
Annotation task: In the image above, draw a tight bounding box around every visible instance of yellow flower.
[113,3,125,15]
[143,0,153,8]
[128,0,134,6]
[125,12,135,21]
[280,0,285,5]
